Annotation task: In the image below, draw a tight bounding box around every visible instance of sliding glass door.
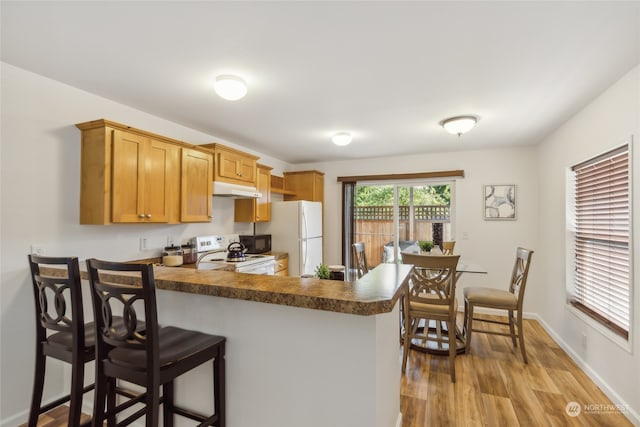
[345,180,453,274]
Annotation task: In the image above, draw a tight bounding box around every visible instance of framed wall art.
[484,184,516,220]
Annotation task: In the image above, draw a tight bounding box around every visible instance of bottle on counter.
[162,245,184,267]
[181,242,197,264]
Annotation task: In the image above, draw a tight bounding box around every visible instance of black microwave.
[239,234,271,254]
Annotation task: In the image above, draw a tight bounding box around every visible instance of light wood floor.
[401,315,632,427]
[23,316,632,427]
[20,405,91,427]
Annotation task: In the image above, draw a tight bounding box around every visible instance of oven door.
[236,260,275,275]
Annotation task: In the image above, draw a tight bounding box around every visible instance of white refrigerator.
[258,201,323,277]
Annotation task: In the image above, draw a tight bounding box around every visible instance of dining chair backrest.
[352,242,369,278]
[401,253,460,311]
[508,247,534,309]
[441,241,456,255]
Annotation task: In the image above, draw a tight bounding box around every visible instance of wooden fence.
[353,205,450,268]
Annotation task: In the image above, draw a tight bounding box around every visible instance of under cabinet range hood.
[212,181,261,198]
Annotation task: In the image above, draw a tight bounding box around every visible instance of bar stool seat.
[87,259,226,427]
[108,326,224,372]
[46,322,96,351]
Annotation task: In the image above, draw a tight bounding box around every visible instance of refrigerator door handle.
[302,239,308,273]
[302,207,308,239]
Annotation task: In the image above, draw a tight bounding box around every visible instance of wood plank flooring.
[401,315,633,427]
[19,405,91,427]
[22,316,632,427]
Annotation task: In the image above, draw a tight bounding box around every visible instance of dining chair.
[401,253,461,382]
[441,241,456,255]
[86,259,226,426]
[463,247,534,363]
[352,242,369,278]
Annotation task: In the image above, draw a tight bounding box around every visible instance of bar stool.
[27,255,94,427]
[86,259,226,427]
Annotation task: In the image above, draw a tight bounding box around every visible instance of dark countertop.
[45,263,411,316]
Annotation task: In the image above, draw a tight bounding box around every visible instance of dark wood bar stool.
[86,259,226,427]
[27,255,94,427]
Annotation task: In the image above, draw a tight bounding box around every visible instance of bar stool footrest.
[173,405,219,424]
[38,383,95,414]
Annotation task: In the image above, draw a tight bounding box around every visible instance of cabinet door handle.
[138,214,145,218]
[146,214,152,219]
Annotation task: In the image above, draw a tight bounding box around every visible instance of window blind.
[571,144,631,339]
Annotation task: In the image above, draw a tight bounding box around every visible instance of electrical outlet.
[139,237,148,251]
[462,231,469,240]
[167,236,175,246]
[31,244,45,255]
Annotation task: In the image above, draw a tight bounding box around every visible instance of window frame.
[566,140,633,347]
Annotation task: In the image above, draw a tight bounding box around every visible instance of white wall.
[536,65,640,422]
[0,62,290,424]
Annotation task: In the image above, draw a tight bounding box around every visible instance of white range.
[191,235,276,275]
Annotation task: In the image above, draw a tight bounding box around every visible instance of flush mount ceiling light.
[440,115,478,136]
[214,75,247,101]
[332,132,352,146]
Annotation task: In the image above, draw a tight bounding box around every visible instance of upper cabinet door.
[202,143,259,186]
[143,139,175,223]
[255,165,271,221]
[181,147,213,222]
[111,130,174,223]
[111,130,146,222]
[217,150,256,184]
[234,163,272,222]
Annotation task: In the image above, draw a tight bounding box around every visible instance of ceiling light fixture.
[440,115,478,136]
[332,132,352,146]
[214,75,247,101]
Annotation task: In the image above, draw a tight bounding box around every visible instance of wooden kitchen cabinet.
[235,163,272,222]
[202,143,259,186]
[274,255,289,277]
[283,170,325,203]
[111,131,178,223]
[181,147,213,222]
[77,119,211,224]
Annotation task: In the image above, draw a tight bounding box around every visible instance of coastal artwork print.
[484,184,516,220]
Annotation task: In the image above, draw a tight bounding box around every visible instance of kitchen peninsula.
[62,263,412,427]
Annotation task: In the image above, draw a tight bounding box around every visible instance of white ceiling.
[2,1,639,164]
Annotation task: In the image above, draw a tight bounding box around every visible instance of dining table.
[402,259,488,355]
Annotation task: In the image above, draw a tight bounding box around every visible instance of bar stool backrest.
[86,259,158,362]
[28,255,86,353]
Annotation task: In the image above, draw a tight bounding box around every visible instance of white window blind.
[570,144,631,339]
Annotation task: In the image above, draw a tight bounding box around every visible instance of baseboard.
[0,391,69,427]
[0,411,24,427]
[530,314,640,426]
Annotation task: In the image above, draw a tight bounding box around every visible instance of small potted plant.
[315,263,331,279]
[418,240,434,253]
